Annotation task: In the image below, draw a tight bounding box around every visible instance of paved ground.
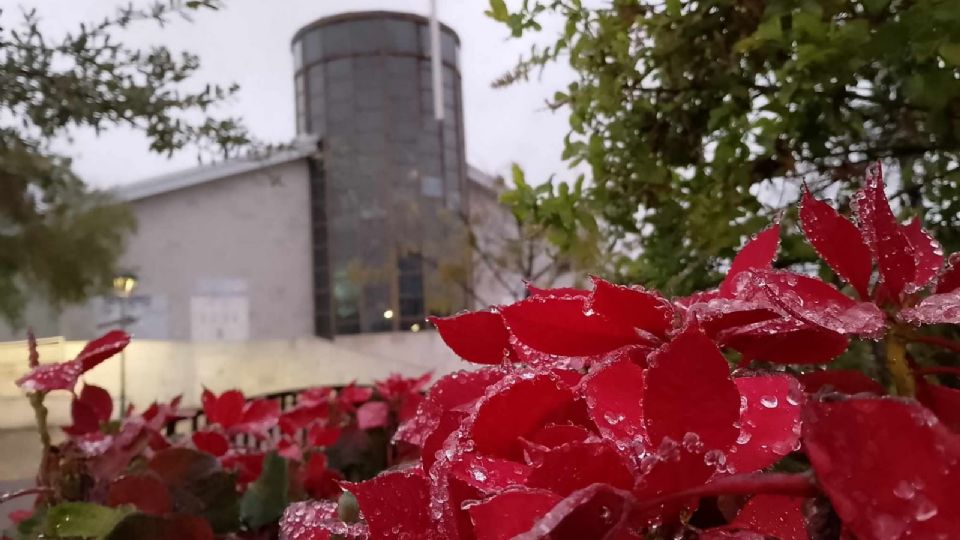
[0,429,45,533]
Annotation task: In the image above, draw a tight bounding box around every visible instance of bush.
[8,164,960,539]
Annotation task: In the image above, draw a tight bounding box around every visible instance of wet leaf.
[799,188,872,299]
[240,452,289,530]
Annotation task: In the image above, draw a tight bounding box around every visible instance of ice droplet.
[760,395,779,408]
[682,432,704,453]
[736,431,752,445]
[893,480,916,500]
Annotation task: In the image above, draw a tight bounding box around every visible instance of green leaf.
[239,452,289,530]
[940,43,960,67]
[486,0,509,22]
[44,502,132,539]
[666,0,681,17]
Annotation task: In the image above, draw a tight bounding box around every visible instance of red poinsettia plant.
[282,164,960,540]
[5,331,429,540]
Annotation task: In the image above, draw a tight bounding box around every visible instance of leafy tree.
[0,0,250,324]
[488,0,960,295]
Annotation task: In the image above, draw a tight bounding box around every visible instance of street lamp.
[112,273,138,417]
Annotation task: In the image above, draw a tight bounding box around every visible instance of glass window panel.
[307,65,325,98]
[322,23,352,57]
[385,19,418,54]
[302,29,323,64]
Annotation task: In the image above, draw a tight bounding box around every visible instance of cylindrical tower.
[292,11,469,337]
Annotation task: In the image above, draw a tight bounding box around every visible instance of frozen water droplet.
[894,480,916,500]
[915,498,938,522]
[736,431,752,445]
[760,395,779,408]
[682,432,704,453]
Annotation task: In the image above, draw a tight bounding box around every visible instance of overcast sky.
[11,0,577,189]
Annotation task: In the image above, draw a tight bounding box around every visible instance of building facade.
[293,12,470,337]
[0,11,520,345]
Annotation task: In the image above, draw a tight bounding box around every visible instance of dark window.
[385,19,419,54]
[302,29,324,64]
[399,253,425,330]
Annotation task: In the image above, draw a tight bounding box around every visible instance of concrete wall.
[58,160,316,341]
[0,332,467,430]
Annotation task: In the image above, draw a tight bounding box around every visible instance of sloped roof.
[113,136,321,202]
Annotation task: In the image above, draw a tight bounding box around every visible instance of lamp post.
[111,273,138,418]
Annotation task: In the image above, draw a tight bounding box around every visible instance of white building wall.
[58,160,316,341]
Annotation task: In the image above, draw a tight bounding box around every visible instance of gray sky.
[12,0,577,189]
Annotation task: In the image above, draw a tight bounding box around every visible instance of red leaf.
[526,424,592,448]
[803,398,960,539]
[338,384,374,406]
[15,331,130,393]
[106,514,215,540]
[236,398,280,435]
[449,453,531,494]
[684,299,781,338]
[526,440,636,496]
[917,381,960,433]
[719,318,849,365]
[421,410,468,473]
[374,372,432,402]
[643,328,740,453]
[303,453,343,499]
[357,401,390,430]
[281,500,368,540]
[64,398,102,436]
[8,510,32,525]
[467,371,576,459]
[720,223,781,298]
[75,330,131,371]
[898,290,960,325]
[220,452,265,485]
[502,295,647,357]
[192,431,229,457]
[79,385,113,422]
[149,448,220,487]
[467,488,563,540]
[730,495,807,540]
[582,357,647,443]
[345,470,432,539]
[107,474,172,515]
[797,370,884,395]
[298,386,334,406]
[394,368,504,448]
[799,188,873,299]
[853,164,916,300]
[513,484,636,540]
[432,310,516,365]
[587,277,674,337]
[201,389,245,430]
[751,269,885,336]
[902,217,944,292]
[727,376,804,474]
[279,402,330,435]
[307,423,342,447]
[526,283,590,298]
[936,253,960,294]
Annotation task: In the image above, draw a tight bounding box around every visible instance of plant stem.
[886,334,916,397]
[0,486,52,505]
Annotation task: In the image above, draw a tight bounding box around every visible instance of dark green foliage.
[239,452,289,531]
[0,1,250,324]
[489,0,960,294]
